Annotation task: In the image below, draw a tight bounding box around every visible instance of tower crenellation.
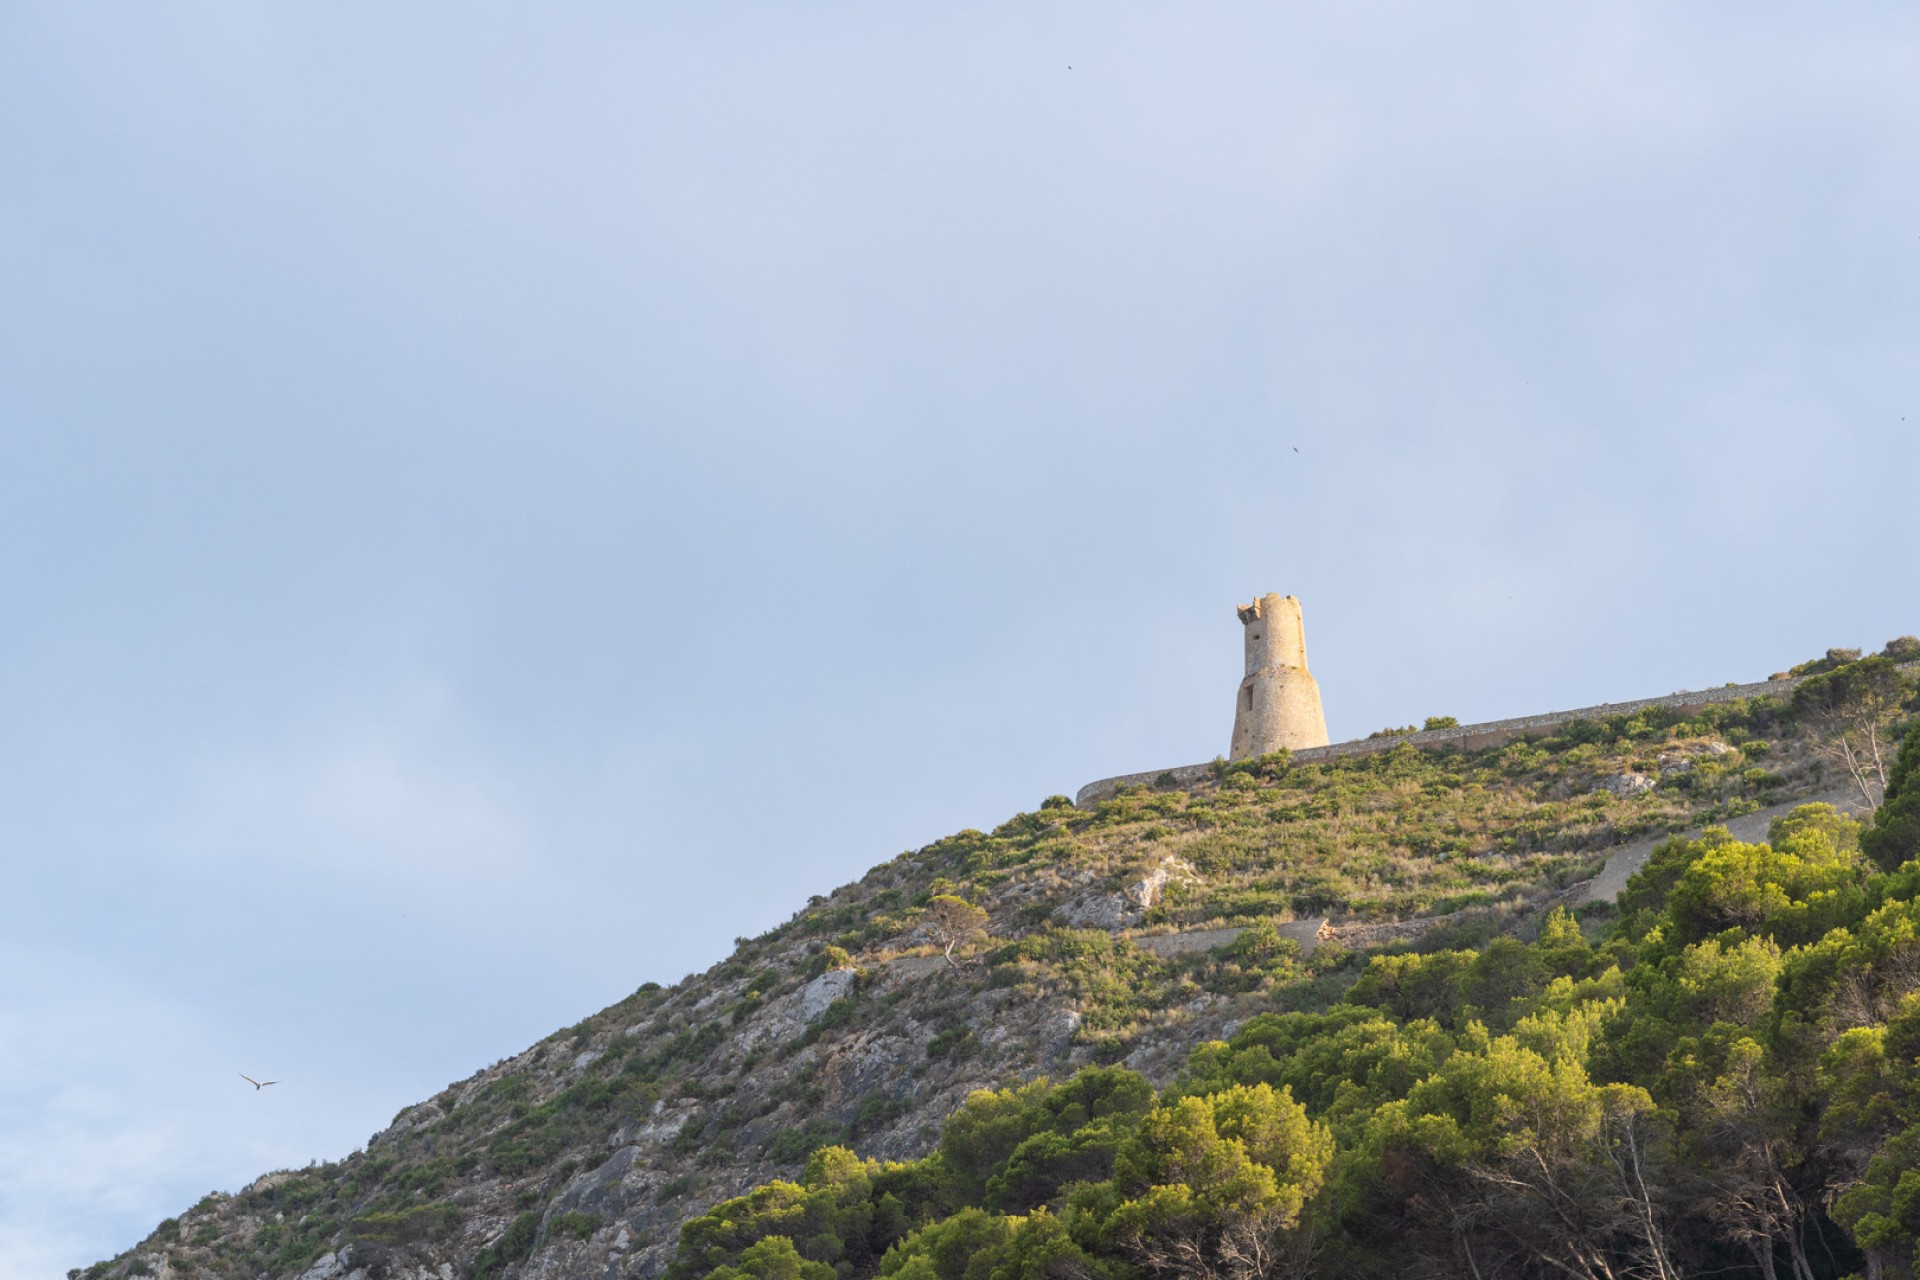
[1229,593,1329,759]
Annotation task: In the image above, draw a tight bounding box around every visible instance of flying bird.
[239,1073,279,1090]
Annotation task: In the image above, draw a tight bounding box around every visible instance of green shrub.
[656,1174,698,1203]
[853,1093,909,1135]
[767,1119,844,1164]
[346,1202,460,1245]
[926,1026,978,1059]
[1864,730,1920,872]
[551,1210,600,1240]
[473,1211,541,1280]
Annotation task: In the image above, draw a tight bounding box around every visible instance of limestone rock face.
[1055,859,1193,929]
[1127,859,1195,912]
[294,1254,351,1280]
[1600,772,1657,797]
[1228,593,1330,760]
[1054,893,1139,929]
[797,967,857,1021]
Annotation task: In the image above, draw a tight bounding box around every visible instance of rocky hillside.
[76,648,1919,1280]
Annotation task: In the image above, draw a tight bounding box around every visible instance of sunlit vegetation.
[674,772,1920,1280]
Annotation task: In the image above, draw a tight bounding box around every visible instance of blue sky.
[3,4,1917,1273]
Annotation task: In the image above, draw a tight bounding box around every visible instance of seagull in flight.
[239,1073,279,1091]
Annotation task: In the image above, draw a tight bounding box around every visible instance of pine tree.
[1862,729,1920,872]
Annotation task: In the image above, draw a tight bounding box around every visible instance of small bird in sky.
[239,1073,279,1090]
[1292,447,1300,453]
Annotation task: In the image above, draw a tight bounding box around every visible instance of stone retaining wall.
[1131,917,1330,959]
[1074,669,1853,808]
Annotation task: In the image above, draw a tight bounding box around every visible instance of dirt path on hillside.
[1571,788,1867,905]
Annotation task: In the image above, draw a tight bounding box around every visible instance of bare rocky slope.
[75,664,1890,1280]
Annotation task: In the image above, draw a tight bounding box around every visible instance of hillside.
[78,645,1920,1280]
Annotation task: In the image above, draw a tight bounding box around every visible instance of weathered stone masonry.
[1228,593,1330,759]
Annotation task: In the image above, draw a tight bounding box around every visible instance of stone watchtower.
[1229,593,1330,759]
